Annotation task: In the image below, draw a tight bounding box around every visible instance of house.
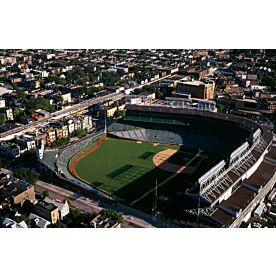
[55,123,69,139]
[67,119,75,134]
[2,217,28,228]
[90,214,122,228]
[44,197,70,220]
[15,135,36,151]
[61,92,72,103]
[35,109,50,118]
[0,176,36,208]
[81,115,93,130]
[0,99,5,108]
[0,143,21,158]
[34,200,60,224]
[5,108,14,121]
[29,213,51,228]
[45,128,56,145]
[73,117,82,131]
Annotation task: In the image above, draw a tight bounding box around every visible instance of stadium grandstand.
[108,104,275,227]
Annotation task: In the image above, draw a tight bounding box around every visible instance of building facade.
[175,80,215,100]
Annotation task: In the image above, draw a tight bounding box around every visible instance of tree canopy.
[99,209,123,223]
[0,113,6,125]
[14,167,39,185]
[27,96,53,113]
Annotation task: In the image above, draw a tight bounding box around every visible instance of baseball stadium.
[39,101,275,227]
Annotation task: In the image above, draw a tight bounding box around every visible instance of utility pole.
[104,106,107,134]
[154,179,158,216]
[197,193,200,224]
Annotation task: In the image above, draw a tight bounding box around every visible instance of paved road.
[35,180,155,228]
[0,92,124,141]
[0,73,173,141]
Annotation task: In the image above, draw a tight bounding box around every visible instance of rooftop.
[0,177,32,198]
[35,200,58,212]
[179,80,206,86]
[90,214,120,228]
[44,197,68,211]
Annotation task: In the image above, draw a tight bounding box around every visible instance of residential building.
[62,124,69,137]
[0,143,21,158]
[29,213,51,228]
[235,99,259,111]
[55,127,63,139]
[174,80,215,100]
[106,106,117,117]
[15,135,36,151]
[90,214,122,228]
[2,218,28,228]
[81,115,93,130]
[0,99,5,108]
[61,92,72,103]
[35,109,50,118]
[54,123,68,139]
[67,119,75,134]
[45,129,56,145]
[5,108,14,121]
[44,197,70,220]
[73,117,82,131]
[0,176,35,208]
[34,200,60,224]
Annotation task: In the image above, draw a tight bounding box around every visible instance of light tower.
[104,106,107,134]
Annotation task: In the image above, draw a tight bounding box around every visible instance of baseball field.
[69,137,206,213]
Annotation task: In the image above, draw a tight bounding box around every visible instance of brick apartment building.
[174,80,215,100]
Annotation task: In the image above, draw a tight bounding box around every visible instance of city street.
[35,180,155,228]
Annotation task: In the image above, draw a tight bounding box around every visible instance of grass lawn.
[74,138,200,213]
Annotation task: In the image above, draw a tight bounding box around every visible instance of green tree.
[158,86,174,99]
[260,74,276,88]
[0,113,6,125]
[53,222,67,228]
[42,189,49,198]
[54,95,63,103]
[13,107,24,119]
[99,209,123,223]
[55,78,66,85]
[14,167,39,185]
[16,91,27,100]
[13,214,31,227]
[27,97,53,113]
[75,129,87,138]
[216,103,225,113]
[113,110,124,118]
[50,136,70,148]
[0,159,6,168]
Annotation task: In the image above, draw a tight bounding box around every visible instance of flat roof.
[238,98,258,103]
[0,178,32,198]
[0,86,13,96]
[178,80,206,86]
[35,200,57,212]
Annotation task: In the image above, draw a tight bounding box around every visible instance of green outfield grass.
[73,138,201,213]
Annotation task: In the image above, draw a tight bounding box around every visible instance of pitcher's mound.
[152,149,192,173]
